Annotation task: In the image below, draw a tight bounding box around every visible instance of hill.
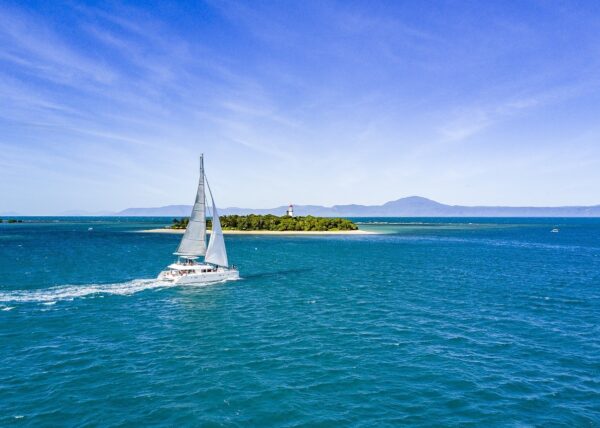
[114,196,600,217]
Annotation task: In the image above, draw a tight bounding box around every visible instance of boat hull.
[157,268,239,285]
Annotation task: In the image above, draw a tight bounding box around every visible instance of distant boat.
[157,155,239,285]
[551,228,559,233]
[88,227,93,231]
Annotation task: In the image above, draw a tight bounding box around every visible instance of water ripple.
[1,218,600,425]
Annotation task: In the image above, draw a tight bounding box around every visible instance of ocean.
[1,217,599,426]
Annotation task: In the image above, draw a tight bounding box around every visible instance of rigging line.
[204,173,214,218]
[204,173,220,219]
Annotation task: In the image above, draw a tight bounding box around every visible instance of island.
[140,215,373,235]
[171,214,357,231]
[0,219,23,224]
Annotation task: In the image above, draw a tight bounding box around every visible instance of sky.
[1,0,600,214]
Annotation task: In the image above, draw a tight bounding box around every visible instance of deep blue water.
[1,217,599,426]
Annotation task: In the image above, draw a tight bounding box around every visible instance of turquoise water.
[1,217,599,426]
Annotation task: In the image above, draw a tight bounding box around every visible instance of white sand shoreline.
[137,228,375,235]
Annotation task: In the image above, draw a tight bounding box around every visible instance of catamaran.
[158,155,239,285]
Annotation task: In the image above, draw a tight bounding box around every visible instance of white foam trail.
[0,279,174,304]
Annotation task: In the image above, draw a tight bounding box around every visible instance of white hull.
[158,267,239,285]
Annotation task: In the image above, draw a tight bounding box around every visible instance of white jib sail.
[204,191,228,267]
[176,156,207,256]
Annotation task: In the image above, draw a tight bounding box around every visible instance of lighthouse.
[285,204,294,217]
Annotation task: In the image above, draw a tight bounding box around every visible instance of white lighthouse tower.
[285,204,294,217]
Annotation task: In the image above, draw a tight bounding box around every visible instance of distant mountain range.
[114,196,600,217]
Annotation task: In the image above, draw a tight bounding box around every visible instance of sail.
[175,156,206,256]
[205,190,228,267]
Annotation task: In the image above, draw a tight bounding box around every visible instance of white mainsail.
[175,156,207,257]
[204,189,228,267]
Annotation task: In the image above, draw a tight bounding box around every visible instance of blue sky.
[1,0,600,214]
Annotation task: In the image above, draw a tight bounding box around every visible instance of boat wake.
[0,279,174,304]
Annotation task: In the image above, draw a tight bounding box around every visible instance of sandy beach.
[137,228,375,235]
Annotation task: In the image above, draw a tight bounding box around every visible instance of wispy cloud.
[439,79,600,142]
[0,5,116,85]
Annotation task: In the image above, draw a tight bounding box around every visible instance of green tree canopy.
[169,215,358,231]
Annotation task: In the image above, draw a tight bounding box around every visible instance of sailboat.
[157,155,239,284]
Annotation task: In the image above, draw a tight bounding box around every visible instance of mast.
[175,155,207,257]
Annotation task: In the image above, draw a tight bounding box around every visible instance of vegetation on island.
[0,219,23,224]
[169,215,358,232]
[170,218,190,229]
